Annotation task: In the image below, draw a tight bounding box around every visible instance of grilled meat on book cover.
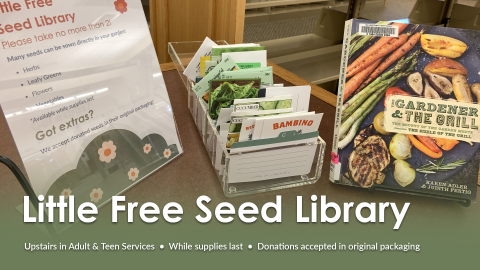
[331,19,479,202]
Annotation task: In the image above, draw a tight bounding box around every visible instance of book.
[330,19,479,203]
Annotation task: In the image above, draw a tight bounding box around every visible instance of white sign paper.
[0,0,183,204]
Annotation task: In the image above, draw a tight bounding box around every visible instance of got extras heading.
[23,195,410,230]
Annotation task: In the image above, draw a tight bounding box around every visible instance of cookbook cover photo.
[331,19,480,203]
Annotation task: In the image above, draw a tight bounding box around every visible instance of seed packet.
[243,111,314,142]
[211,45,264,62]
[226,108,293,148]
[259,86,311,112]
[192,55,240,98]
[233,95,293,112]
[183,37,217,81]
[200,56,211,77]
[208,79,261,120]
[257,112,323,140]
[221,67,274,85]
[204,60,219,75]
[222,50,267,69]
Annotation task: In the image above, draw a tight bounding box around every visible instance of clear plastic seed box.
[168,41,326,197]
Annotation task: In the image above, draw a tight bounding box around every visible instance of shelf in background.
[245,0,386,24]
[269,44,342,85]
[255,7,346,86]
[245,0,335,24]
[246,0,333,10]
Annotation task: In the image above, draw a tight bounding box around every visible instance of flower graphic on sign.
[98,141,117,163]
[163,149,172,159]
[90,188,103,203]
[143,144,152,154]
[128,168,140,181]
[114,0,128,14]
[61,188,72,197]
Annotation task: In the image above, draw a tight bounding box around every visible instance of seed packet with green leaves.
[208,79,261,120]
[193,55,240,98]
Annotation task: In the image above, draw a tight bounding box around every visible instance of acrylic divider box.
[168,41,326,197]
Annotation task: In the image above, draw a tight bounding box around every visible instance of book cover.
[330,19,479,203]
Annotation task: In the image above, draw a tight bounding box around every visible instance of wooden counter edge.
[267,61,337,108]
[159,61,338,108]
[160,62,177,72]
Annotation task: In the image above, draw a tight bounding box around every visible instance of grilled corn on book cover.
[330,19,480,202]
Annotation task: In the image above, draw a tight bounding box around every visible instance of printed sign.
[0,1,183,205]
